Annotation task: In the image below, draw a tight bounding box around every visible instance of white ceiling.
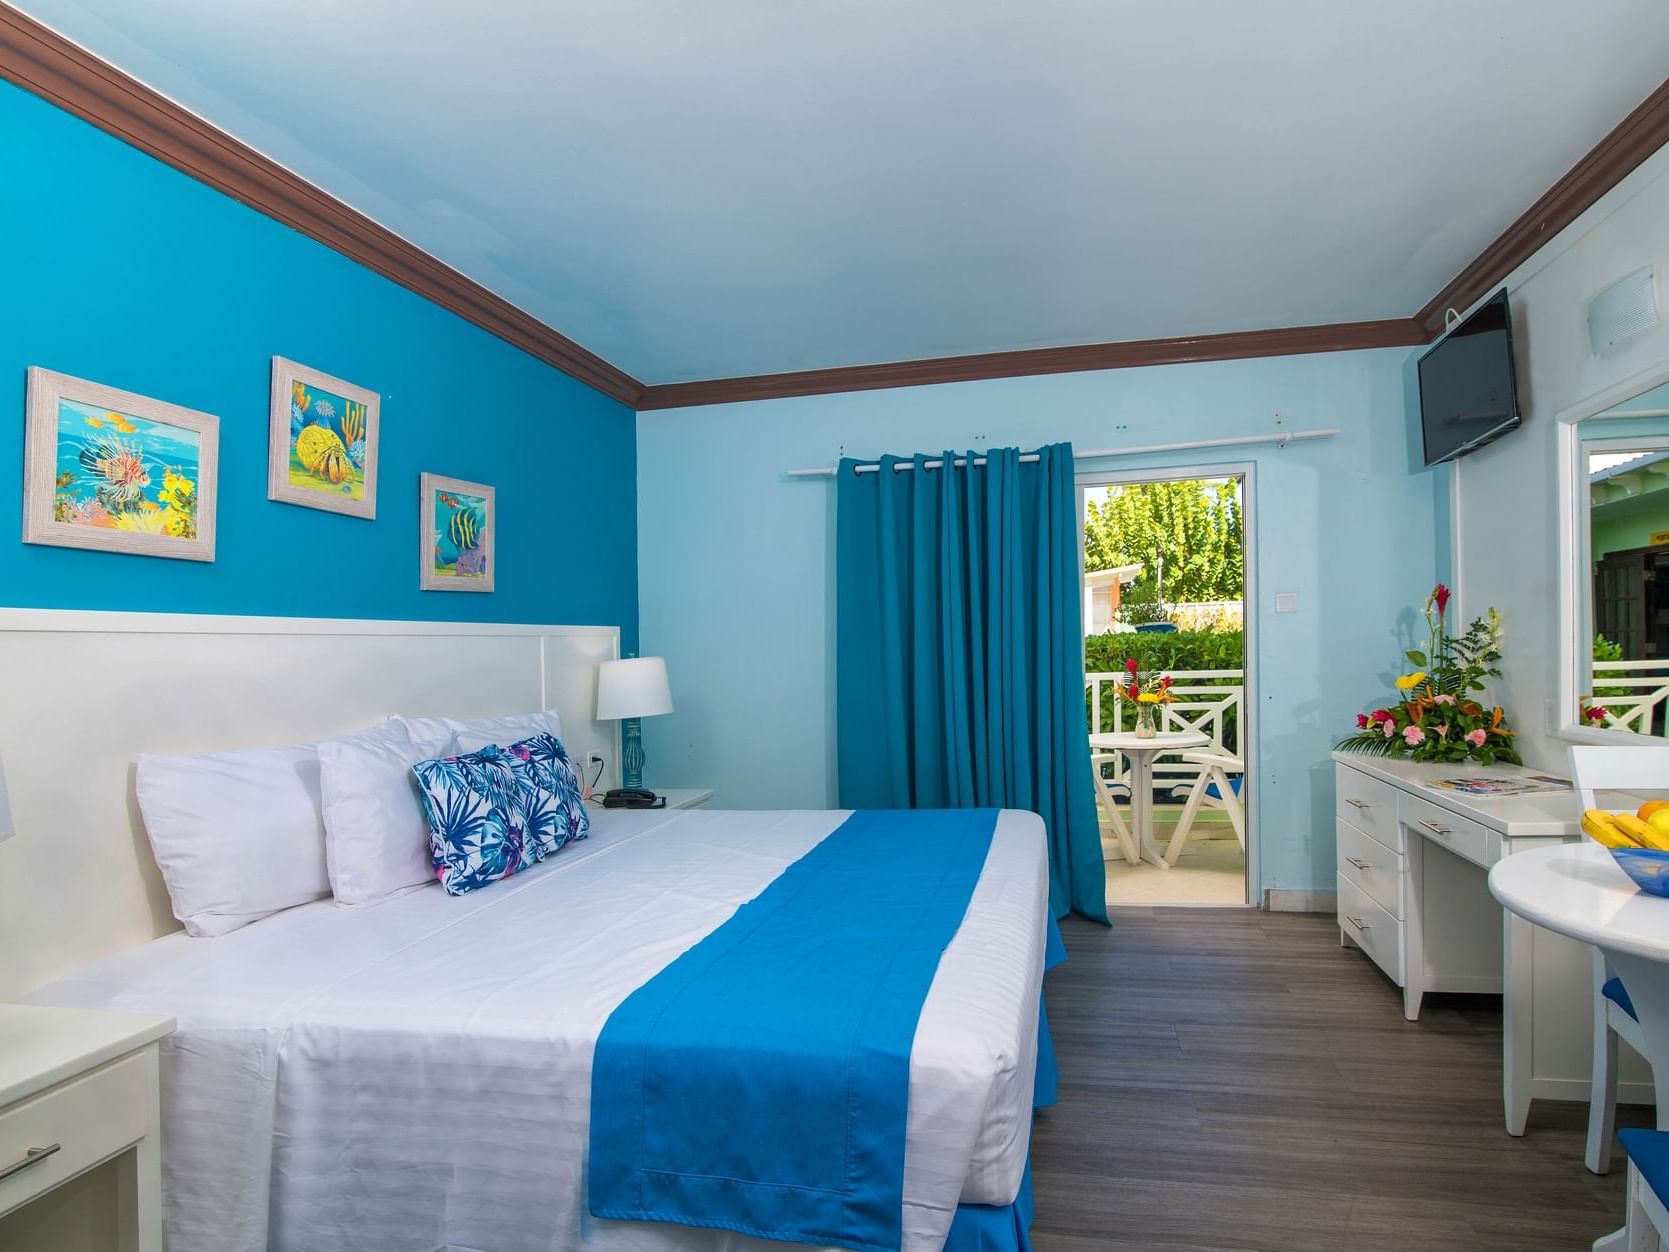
[18,1,1669,385]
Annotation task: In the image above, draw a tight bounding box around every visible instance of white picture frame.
[268,356,380,520]
[22,366,218,562]
[420,472,495,593]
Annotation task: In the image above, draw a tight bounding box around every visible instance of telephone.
[602,787,664,809]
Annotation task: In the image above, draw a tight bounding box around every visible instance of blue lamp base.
[622,717,645,790]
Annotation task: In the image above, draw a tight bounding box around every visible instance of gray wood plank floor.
[1030,908,1652,1251]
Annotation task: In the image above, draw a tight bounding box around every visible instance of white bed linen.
[29,807,1048,1252]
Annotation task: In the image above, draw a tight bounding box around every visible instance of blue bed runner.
[588,808,1002,1252]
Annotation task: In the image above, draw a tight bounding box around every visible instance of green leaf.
[1405,650,1428,667]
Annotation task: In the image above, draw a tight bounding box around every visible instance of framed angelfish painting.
[268,357,379,519]
[22,367,218,562]
[420,473,495,593]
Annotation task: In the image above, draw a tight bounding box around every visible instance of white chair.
[1600,1128,1669,1250]
[1163,750,1246,866]
[1569,744,1669,1174]
[1090,751,1138,865]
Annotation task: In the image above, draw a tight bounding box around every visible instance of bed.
[28,804,1052,1252]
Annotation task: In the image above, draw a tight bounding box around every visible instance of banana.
[1619,810,1669,852]
[1583,810,1642,848]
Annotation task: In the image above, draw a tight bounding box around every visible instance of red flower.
[1371,708,1394,724]
[1356,713,1370,729]
[1433,583,1451,616]
[1585,705,1609,722]
[1127,683,1140,700]
[1125,657,1139,675]
[1161,675,1173,689]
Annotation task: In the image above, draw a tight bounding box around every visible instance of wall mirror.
[1561,379,1669,741]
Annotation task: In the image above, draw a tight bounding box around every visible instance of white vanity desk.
[1333,752,1652,1134]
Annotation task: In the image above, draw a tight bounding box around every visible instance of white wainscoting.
[0,609,619,1001]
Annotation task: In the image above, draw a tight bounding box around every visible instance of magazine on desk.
[1422,774,1570,798]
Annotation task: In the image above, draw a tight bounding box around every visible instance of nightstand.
[0,1004,174,1252]
[587,788,713,811]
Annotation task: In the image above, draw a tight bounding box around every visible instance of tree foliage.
[1084,479,1243,603]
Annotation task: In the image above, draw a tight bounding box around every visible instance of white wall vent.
[1588,266,1659,356]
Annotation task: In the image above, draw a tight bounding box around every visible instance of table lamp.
[596,656,674,795]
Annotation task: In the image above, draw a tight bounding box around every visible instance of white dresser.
[0,1003,174,1250]
[1332,752,1651,1134]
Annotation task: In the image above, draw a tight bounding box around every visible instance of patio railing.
[1086,668,1244,797]
[1594,659,1669,737]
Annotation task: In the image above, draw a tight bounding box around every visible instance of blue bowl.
[1610,847,1669,898]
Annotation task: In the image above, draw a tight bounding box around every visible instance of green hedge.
[1084,629,1245,750]
[1085,629,1244,675]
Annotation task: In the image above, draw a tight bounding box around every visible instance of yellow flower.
[113,509,171,535]
[1395,672,1427,691]
[1137,692,1162,704]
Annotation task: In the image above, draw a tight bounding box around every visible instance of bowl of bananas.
[1582,803,1669,897]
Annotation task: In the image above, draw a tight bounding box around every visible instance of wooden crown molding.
[1416,75,1669,339]
[6,0,1668,411]
[0,3,643,407]
[635,319,1427,410]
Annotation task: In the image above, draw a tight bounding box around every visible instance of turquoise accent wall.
[637,350,1444,897]
[0,82,637,640]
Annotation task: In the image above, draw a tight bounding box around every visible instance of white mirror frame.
[1556,359,1669,743]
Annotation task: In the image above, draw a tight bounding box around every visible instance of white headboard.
[0,608,620,1000]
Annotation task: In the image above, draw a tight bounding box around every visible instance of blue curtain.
[836,444,1109,923]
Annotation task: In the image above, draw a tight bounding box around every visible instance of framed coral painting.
[22,366,218,562]
[420,473,494,593]
[269,356,379,519]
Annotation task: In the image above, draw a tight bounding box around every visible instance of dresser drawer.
[1338,874,1404,986]
[0,1049,155,1217]
[1338,818,1403,920]
[1401,792,1498,868]
[1335,764,1402,852]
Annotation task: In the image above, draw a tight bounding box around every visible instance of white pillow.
[395,707,562,746]
[137,722,409,937]
[319,732,455,906]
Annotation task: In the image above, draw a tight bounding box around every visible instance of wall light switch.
[1274,592,1298,614]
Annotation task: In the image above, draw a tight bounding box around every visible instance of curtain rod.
[785,427,1340,477]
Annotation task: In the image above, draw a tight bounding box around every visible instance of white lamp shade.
[596,657,674,721]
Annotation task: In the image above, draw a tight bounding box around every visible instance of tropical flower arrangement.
[1121,656,1175,738]
[1336,583,1522,765]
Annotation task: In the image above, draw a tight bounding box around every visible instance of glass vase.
[1135,702,1157,738]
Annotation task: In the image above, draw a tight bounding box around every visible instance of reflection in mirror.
[1582,381,1669,738]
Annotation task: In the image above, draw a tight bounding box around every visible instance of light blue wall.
[1,81,637,639]
[638,349,1444,896]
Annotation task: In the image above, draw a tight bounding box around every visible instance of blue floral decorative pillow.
[500,733,590,856]
[412,734,588,896]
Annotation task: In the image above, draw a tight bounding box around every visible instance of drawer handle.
[1345,798,1370,810]
[1345,856,1371,871]
[1417,819,1452,838]
[0,1143,61,1183]
[1345,915,1370,931]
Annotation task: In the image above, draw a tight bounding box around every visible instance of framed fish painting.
[268,357,379,519]
[22,366,218,562]
[420,473,494,593]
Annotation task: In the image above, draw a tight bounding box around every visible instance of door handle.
[1345,856,1370,870]
[0,1143,61,1183]
[1344,915,1370,931]
[1345,798,1370,810]
[1417,819,1451,838]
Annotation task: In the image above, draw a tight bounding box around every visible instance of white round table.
[1490,842,1669,1250]
[1088,729,1210,868]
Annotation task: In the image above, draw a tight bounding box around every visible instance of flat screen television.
[1415,288,1521,466]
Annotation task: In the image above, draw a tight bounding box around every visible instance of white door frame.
[1077,461,1258,907]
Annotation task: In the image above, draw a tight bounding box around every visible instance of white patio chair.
[1163,750,1245,867]
[1569,744,1669,1174]
[1090,750,1138,865]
